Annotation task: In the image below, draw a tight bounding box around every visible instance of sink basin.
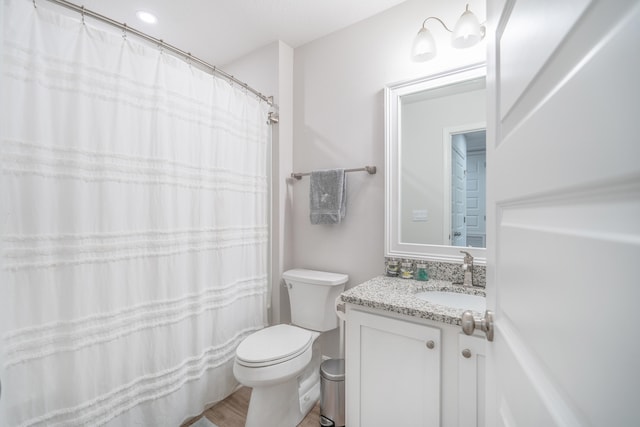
[414,291,485,312]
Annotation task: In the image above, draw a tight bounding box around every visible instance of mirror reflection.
[400,77,486,248]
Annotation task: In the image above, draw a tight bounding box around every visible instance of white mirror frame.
[384,63,487,264]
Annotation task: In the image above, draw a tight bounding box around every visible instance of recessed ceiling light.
[136,10,157,24]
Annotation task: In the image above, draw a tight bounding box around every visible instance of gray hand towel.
[309,169,346,224]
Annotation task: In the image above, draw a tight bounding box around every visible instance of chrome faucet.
[460,250,474,287]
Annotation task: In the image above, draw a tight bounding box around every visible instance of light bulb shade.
[412,27,437,62]
[136,10,158,24]
[452,7,483,48]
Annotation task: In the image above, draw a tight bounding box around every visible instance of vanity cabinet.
[458,334,486,427]
[345,308,441,427]
[345,306,486,427]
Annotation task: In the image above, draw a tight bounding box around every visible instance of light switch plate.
[412,209,428,221]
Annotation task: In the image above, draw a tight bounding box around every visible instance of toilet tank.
[283,269,349,332]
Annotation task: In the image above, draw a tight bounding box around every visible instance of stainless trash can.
[320,358,345,427]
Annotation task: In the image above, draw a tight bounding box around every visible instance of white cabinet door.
[486,0,640,425]
[345,309,441,427]
[458,334,486,427]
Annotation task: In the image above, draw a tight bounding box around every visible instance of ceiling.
[465,130,486,151]
[74,0,409,66]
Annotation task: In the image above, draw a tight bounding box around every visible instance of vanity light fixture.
[135,10,157,24]
[412,4,485,62]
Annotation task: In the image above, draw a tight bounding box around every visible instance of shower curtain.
[0,1,270,426]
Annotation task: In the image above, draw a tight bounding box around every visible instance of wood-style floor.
[181,386,320,427]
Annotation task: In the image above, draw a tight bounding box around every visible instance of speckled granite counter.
[339,276,486,326]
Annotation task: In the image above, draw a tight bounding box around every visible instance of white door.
[486,0,640,426]
[452,134,467,246]
[466,151,486,247]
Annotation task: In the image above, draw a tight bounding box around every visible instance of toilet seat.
[236,324,313,368]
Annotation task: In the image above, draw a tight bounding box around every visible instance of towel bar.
[291,166,376,180]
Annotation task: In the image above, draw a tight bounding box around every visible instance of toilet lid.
[236,324,313,366]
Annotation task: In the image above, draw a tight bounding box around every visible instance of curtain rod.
[291,166,377,180]
[40,0,274,106]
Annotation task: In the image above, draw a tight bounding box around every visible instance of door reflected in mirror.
[450,129,486,248]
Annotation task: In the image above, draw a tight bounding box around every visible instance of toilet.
[233,268,348,427]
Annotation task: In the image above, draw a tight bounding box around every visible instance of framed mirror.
[384,63,487,264]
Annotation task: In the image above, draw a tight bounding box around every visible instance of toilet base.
[243,342,321,427]
[246,379,304,427]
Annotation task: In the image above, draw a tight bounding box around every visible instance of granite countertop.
[339,275,486,326]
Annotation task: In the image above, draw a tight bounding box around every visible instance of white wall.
[292,0,486,290]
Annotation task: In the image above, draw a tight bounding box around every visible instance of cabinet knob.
[461,348,472,358]
[426,340,435,349]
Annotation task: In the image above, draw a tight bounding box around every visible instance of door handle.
[461,310,494,341]
[454,231,462,237]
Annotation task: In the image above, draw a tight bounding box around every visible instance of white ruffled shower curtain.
[0,0,270,425]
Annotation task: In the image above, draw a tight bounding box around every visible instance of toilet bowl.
[233,269,348,427]
[234,324,317,386]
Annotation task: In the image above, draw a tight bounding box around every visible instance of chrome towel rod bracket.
[291,166,376,180]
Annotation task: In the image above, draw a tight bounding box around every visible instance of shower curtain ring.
[122,23,127,40]
[33,0,36,8]
[81,6,85,25]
